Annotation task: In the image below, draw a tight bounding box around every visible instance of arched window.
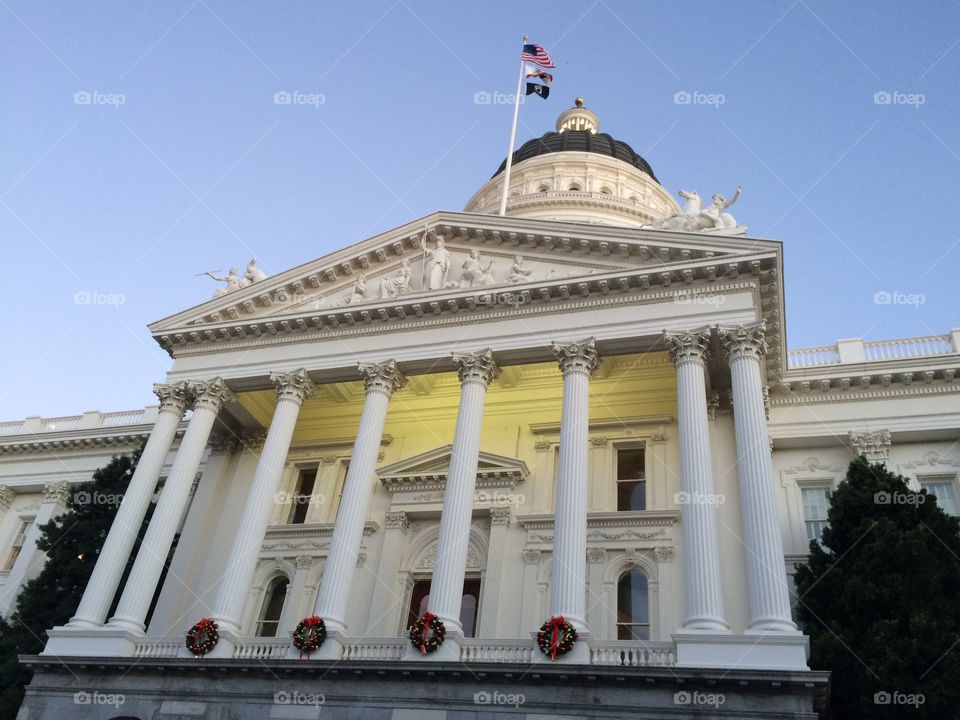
[255,576,289,637]
[599,186,612,195]
[538,184,550,193]
[616,569,649,640]
[568,183,582,191]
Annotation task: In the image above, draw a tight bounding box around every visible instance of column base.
[203,628,242,659]
[530,629,592,665]
[42,625,143,657]
[673,632,809,671]
[403,629,463,661]
[291,629,346,660]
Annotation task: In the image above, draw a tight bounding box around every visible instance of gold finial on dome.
[556,98,599,134]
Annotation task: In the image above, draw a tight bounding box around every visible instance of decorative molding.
[270,368,317,405]
[590,437,609,448]
[707,391,720,421]
[262,521,379,553]
[529,414,674,436]
[416,543,481,570]
[359,360,407,396]
[552,337,600,376]
[43,481,71,505]
[664,327,711,366]
[451,349,500,387]
[0,428,185,456]
[295,555,314,570]
[534,440,552,452]
[356,552,368,569]
[849,430,891,462]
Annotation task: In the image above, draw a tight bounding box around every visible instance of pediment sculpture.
[204,258,268,298]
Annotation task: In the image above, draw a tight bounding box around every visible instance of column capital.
[359,360,407,396]
[452,349,500,386]
[0,484,17,510]
[849,430,891,462]
[664,327,711,366]
[270,368,317,405]
[718,321,768,361]
[43,480,71,505]
[384,510,410,532]
[153,381,192,416]
[295,555,314,570]
[489,506,512,526]
[521,548,541,565]
[188,377,236,412]
[551,337,600,376]
[586,547,608,564]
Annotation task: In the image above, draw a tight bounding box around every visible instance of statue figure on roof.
[206,267,243,298]
[652,187,743,233]
[420,235,451,290]
[460,248,496,287]
[506,255,535,284]
[244,258,267,284]
[379,259,412,299]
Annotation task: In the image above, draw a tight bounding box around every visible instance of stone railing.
[341,637,406,661]
[788,331,959,369]
[590,640,677,667]
[460,638,535,663]
[233,637,290,660]
[0,408,155,437]
[132,639,181,659]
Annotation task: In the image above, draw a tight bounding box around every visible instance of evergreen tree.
[0,448,146,720]
[795,456,960,718]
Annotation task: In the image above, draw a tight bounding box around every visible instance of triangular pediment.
[378,444,530,490]
[149,211,779,338]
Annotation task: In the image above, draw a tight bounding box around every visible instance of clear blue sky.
[2,1,958,419]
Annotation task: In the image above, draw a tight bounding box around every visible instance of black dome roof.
[492,130,659,183]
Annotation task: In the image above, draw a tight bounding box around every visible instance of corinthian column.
[427,350,499,636]
[66,383,191,628]
[314,362,405,636]
[108,378,234,633]
[549,338,599,632]
[664,328,729,632]
[719,322,797,633]
[210,369,316,638]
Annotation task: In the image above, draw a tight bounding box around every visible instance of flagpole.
[498,35,528,217]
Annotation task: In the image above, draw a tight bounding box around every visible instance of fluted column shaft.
[108,378,234,633]
[69,383,190,628]
[721,323,797,633]
[549,338,599,631]
[665,329,729,632]
[428,350,499,634]
[211,369,316,634]
[314,362,405,633]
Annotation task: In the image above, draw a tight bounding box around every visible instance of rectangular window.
[801,487,831,542]
[617,448,646,511]
[288,469,317,525]
[3,518,34,571]
[920,478,960,516]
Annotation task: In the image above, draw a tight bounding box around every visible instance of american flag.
[521,43,555,68]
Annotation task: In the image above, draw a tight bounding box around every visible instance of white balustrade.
[132,640,181,659]
[341,638,406,661]
[233,638,290,660]
[590,641,677,667]
[459,639,535,663]
[864,335,952,361]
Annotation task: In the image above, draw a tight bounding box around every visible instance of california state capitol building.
[4,99,959,719]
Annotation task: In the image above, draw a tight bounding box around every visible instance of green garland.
[292,615,327,655]
[409,612,445,655]
[185,617,219,656]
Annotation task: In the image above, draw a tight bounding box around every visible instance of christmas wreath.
[537,615,578,661]
[409,611,445,655]
[293,615,327,656]
[185,617,219,656]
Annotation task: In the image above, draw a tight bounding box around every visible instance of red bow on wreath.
[546,615,566,661]
[419,612,438,655]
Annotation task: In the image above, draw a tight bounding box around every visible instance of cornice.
[770,374,959,405]
[263,520,380,541]
[517,510,680,530]
[529,414,674,436]
[0,425,187,456]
